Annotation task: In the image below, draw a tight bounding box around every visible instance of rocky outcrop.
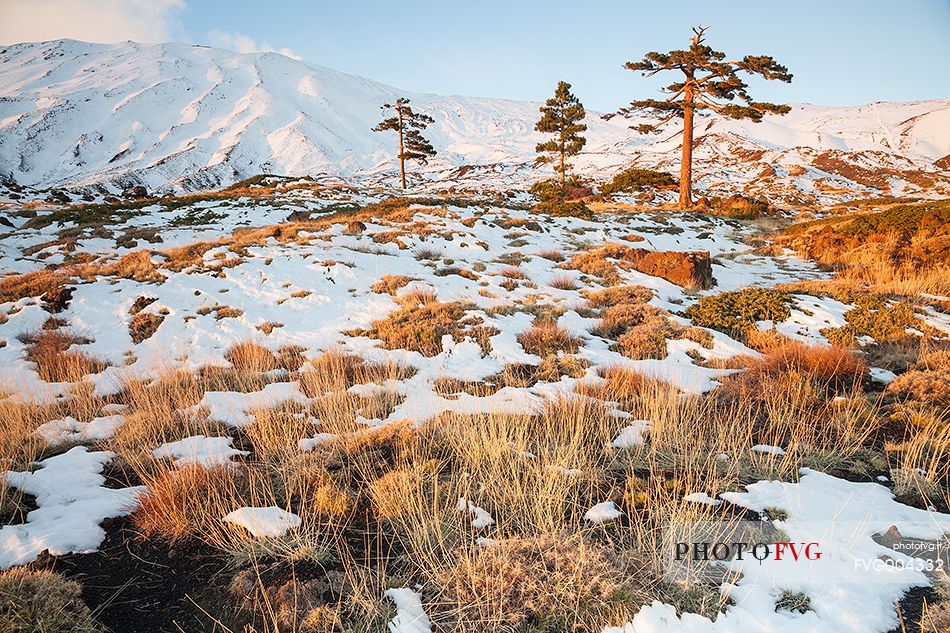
[565,243,715,290]
[634,251,715,290]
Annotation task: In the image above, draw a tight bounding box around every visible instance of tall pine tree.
[617,26,792,207]
[535,81,587,202]
[372,97,436,190]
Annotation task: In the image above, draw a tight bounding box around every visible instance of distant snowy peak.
[1,39,948,202]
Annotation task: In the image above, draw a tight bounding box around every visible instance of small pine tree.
[372,97,437,190]
[535,81,587,202]
[617,26,792,207]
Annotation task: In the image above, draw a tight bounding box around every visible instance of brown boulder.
[634,251,714,290]
[344,221,366,234]
[564,243,715,289]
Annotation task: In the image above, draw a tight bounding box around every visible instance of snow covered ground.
[0,189,947,632]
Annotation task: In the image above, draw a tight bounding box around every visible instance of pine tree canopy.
[372,97,437,164]
[616,26,793,133]
[534,81,587,175]
[402,129,436,164]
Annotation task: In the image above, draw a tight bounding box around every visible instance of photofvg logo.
[674,540,822,563]
[661,520,949,587]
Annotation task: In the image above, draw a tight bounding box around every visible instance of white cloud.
[207,29,300,59]
[0,0,186,45]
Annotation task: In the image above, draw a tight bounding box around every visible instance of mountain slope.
[1,39,948,202]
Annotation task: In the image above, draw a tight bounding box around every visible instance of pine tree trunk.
[679,90,694,207]
[559,148,566,203]
[397,106,406,190]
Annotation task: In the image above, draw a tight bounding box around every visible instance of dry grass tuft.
[538,248,565,262]
[225,340,279,373]
[549,274,578,290]
[111,369,210,468]
[499,266,528,280]
[351,296,497,357]
[0,269,71,306]
[300,351,414,397]
[577,366,656,406]
[888,367,950,406]
[371,274,413,295]
[132,464,240,543]
[95,250,165,282]
[129,311,164,343]
[0,568,102,633]
[730,342,867,395]
[438,534,632,632]
[517,323,581,356]
[18,329,109,382]
[583,285,653,308]
[368,466,430,522]
[590,301,711,361]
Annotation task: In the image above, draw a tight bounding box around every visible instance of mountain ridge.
[1,39,948,203]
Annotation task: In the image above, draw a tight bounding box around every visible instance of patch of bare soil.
[44,517,245,633]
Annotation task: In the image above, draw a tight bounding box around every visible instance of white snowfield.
[1,447,144,569]
[0,203,813,411]
[1,39,948,200]
[607,470,950,633]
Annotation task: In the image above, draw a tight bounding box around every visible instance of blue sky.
[3,0,949,111]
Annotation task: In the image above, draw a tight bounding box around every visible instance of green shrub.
[686,288,792,334]
[821,298,921,347]
[785,199,950,237]
[601,168,677,195]
[840,200,950,236]
[531,199,593,219]
[775,589,812,614]
[0,568,101,633]
[529,177,592,203]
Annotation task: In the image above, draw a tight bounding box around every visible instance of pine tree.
[617,26,792,207]
[535,81,587,202]
[372,97,436,190]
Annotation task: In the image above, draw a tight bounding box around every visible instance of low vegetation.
[0,568,102,633]
[600,167,677,195]
[777,199,950,296]
[1,182,948,633]
[686,288,792,336]
[347,291,498,356]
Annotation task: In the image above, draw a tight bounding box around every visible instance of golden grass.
[582,284,653,308]
[111,369,210,469]
[777,215,950,296]
[0,269,71,305]
[370,274,413,295]
[351,293,497,357]
[225,340,279,373]
[0,568,102,633]
[438,534,636,632]
[537,248,565,262]
[728,341,867,395]
[133,464,240,543]
[0,332,909,632]
[517,323,581,357]
[887,420,950,508]
[587,297,711,361]
[548,274,578,290]
[129,311,164,343]
[93,249,165,282]
[19,329,109,382]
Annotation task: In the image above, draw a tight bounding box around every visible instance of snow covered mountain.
[1,39,948,202]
